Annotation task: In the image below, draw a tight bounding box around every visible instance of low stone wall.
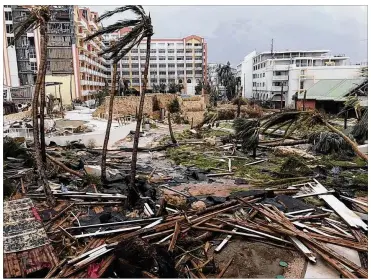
[4,110,32,122]
[92,94,208,123]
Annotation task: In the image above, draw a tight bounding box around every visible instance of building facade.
[103,31,208,95]
[238,50,366,108]
[3,6,208,104]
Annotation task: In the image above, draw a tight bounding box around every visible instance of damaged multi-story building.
[3,5,208,105]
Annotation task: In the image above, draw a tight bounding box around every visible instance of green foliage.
[195,80,203,95]
[167,98,180,114]
[232,97,248,106]
[216,62,237,100]
[168,82,177,93]
[233,118,260,152]
[308,131,354,156]
[95,89,108,106]
[280,155,312,176]
[360,66,368,77]
[351,108,368,144]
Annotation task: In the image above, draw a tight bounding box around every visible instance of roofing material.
[297,78,367,101]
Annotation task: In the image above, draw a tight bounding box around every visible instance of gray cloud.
[87,5,367,66]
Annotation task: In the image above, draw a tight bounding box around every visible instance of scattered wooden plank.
[168,222,180,252]
[217,257,234,278]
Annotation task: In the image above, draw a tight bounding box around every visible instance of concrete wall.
[241,51,256,99]
[288,65,362,107]
[45,75,76,105]
[296,99,316,110]
[4,110,32,122]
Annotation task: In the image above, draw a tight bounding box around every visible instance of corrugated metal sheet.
[3,198,58,278]
[59,238,115,278]
[298,78,366,101]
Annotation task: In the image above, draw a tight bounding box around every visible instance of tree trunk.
[237,98,241,118]
[33,21,55,206]
[344,110,348,129]
[325,122,368,161]
[40,74,46,163]
[129,35,152,205]
[302,90,307,111]
[168,112,177,144]
[101,62,117,182]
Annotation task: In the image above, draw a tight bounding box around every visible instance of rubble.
[3,105,368,279]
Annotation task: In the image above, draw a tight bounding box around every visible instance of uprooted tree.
[233,111,368,161]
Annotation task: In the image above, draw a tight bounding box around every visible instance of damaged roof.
[298,78,367,101]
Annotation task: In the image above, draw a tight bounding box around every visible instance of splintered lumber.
[156,198,167,216]
[305,233,368,252]
[161,185,191,197]
[193,226,265,240]
[289,212,331,222]
[59,226,77,243]
[225,221,291,244]
[215,228,237,253]
[46,154,84,178]
[217,257,234,278]
[74,226,141,239]
[289,236,316,263]
[190,259,207,279]
[168,222,180,252]
[45,259,67,279]
[245,202,368,278]
[245,159,265,166]
[304,242,358,279]
[206,172,234,177]
[142,229,174,240]
[107,217,186,244]
[45,203,75,228]
[312,179,368,230]
[142,271,158,278]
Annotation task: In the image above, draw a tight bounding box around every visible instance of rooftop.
[297,78,367,101]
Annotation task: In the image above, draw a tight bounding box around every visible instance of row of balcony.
[80,67,108,78]
[79,55,108,71]
[81,80,105,86]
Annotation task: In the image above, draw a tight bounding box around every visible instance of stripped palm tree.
[85,6,153,204]
[12,6,56,206]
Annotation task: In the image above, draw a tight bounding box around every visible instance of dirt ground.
[55,119,86,129]
[210,239,305,278]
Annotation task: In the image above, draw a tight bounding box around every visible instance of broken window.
[6,37,14,46]
[28,37,35,47]
[6,24,13,33]
[30,62,37,71]
[5,11,12,21]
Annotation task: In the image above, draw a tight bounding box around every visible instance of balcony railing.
[272,75,289,81]
[271,86,288,91]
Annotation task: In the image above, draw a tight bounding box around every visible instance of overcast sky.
[87,5,368,66]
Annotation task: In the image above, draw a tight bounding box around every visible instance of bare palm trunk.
[325,122,368,161]
[237,98,241,118]
[33,21,55,206]
[101,62,117,182]
[40,73,46,163]
[129,36,151,205]
[168,112,177,144]
[302,90,307,111]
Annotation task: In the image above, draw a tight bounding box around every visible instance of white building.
[103,29,208,95]
[238,50,366,108]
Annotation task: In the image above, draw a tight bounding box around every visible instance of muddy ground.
[209,239,305,278]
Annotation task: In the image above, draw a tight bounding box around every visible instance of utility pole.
[270,38,274,59]
[243,73,246,98]
[280,82,284,112]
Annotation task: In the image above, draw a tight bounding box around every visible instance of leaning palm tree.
[85,6,153,204]
[12,6,56,206]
